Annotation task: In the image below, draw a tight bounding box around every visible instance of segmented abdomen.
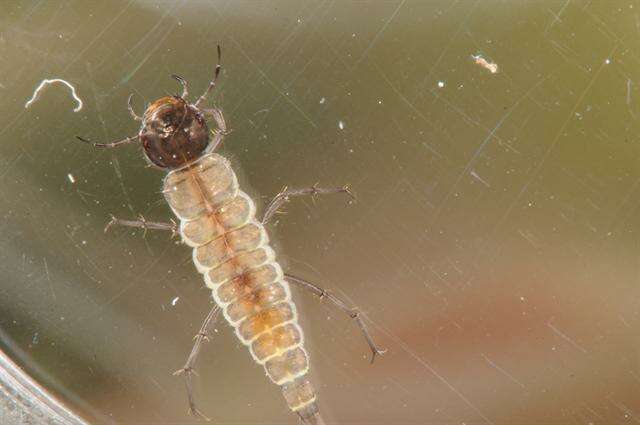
[163,153,319,420]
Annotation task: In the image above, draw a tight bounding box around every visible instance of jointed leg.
[104,214,177,236]
[284,273,386,364]
[262,184,354,225]
[202,107,229,152]
[174,305,221,420]
[194,45,222,109]
[172,74,189,99]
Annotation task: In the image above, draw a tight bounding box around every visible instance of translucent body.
[163,153,319,419]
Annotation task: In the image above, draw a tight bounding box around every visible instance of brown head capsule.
[140,96,210,169]
[75,46,226,167]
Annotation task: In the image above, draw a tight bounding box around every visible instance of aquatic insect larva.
[77,46,385,424]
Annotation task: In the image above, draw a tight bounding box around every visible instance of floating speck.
[338,120,345,130]
[471,54,498,74]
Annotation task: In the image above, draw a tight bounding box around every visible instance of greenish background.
[1,1,639,424]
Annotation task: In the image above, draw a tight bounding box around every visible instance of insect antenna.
[75,135,139,148]
[127,94,142,121]
[194,45,222,108]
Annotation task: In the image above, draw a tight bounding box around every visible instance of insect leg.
[261,184,354,225]
[127,94,142,121]
[103,214,177,236]
[194,45,222,109]
[174,305,221,420]
[284,273,387,364]
[201,107,229,152]
[171,74,189,99]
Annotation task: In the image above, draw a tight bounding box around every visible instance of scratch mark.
[63,0,134,72]
[470,170,490,187]
[606,396,640,424]
[118,1,183,86]
[580,403,605,420]
[372,322,495,425]
[618,315,630,328]
[490,43,619,236]
[95,243,173,314]
[148,376,166,395]
[0,153,23,179]
[111,143,135,215]
[420,0,475,89]
[545,0,570,34]
[374,61,453,145]
[547,321,588,354]
[356,0,406,64]
[228,37,317,129]
[429,111,509,226]
[517,229,539,248]
[43,258,56,302]
[481,353,525,388]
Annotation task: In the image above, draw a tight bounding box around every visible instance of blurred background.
[1,1,640,424]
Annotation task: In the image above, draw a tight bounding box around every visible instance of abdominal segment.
[163,153,318,416]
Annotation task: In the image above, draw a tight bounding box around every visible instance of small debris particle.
[605,58,611,64]
[471,54,498,74]
[338,120,345,130]
[437,81,445,88]
[171,296,180,306]
[319,97,326,104]
[67,173,75,184]
[25,78,84,112]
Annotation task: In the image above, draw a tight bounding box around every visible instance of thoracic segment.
[163,153,318,414]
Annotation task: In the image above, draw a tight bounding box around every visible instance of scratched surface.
[1,1,639,424]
